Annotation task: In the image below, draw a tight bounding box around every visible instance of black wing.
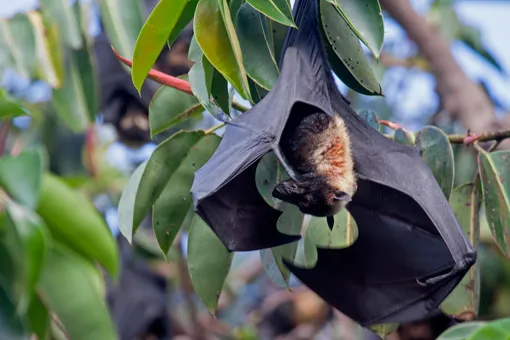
[192,0,475,325]
[280,0,475,327]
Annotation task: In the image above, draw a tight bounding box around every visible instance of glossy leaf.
[189,54,220,116]
[132,0,189,92]
[27,12,63,88]
[0,281,28,340]
[117,161,148,244]
[27,293,50,340]
[437,321,486,340]
[235,3,279,90]
[246,0,295,27]
[478,151,510,258]
[0,90,28,118]
[327,0,384,58]
[99,0,144,59]
[52,45,97,132]
[307,210,358,249]
[153,133,221,254]
[36,173,119,277]
[442,183,480,317]
[211,70,230,114]
[290,227,318,269]
[4,202,47,313]
[0,149,43,209]
[358,109,379,131]
[168,0,199,47]
[270,19,287,66]
[188,215,233,314]
[416,126,455,200]
[149,76,204,137]
[194,0,251,100]
[319,0,382,95]
[40,0,82,49]
[255,152,302,287]
[39,246,117,340]
[394,128,415,146]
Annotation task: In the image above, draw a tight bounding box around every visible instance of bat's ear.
[272,179,304,203]
[334,191,352,202]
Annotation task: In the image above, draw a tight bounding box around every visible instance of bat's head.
[272,176,352,217]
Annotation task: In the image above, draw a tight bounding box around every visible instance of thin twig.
[205,123,226,134]
[112,48,250,113]
[379,119,510,146]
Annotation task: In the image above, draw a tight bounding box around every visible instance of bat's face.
[272,176,352,217]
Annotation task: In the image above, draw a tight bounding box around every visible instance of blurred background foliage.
[0,0,510,339]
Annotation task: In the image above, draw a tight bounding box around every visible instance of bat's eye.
[334,191,352,202]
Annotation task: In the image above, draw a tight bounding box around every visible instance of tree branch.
[379,0,509,148]
[112,48,250,113]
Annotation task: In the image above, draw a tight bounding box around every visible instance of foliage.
[0,149,118,339]
[1,0,509,338]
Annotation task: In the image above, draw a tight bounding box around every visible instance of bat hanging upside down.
[272,108,357,217]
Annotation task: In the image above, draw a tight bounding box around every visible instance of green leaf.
[211,69,230,114]
[117,161,147,244]
[194,0,251,100]
[99,0,144,60]
[270,19,287,66]
[326,0,384,58]
[358,109,380,131]
[4,202,47,313]
[415,126,455,200]
[27,293,50,340]
[40,0,82,49]
[307,210,358,249]
[290,229,318,269]
[132,0,190,92]
[0,14,37,80]
[442,183,480,317]
[189,55,220,117]
[255,152,301,287]
[188,215,233,314]
[149,77,204,137]
[478,151,510,258]
[28,12,64,88]
[369,323,399,340]
[0,90,28,118]
[52,45,97,132]
[0,281,29,340]
[0,149,43,209]
[38,245,117,340]
[437,321,486,340]
[235,3,279,90]
[36,173,119,277]
[168,0,199,48]
[319,0,382,96]
[466,324,509,340]
[394,128,415,146]
[245,0,295,27]
[153,133,221,254]
[118,131,219,248]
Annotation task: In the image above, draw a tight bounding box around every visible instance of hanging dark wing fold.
[191,0,476,325]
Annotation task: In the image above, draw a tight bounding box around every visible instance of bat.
[272,110,356,219]
[190,0,476,326]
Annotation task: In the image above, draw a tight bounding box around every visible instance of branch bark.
[379,0,509,148]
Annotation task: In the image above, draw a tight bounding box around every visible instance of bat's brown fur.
[272,110,356,216]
